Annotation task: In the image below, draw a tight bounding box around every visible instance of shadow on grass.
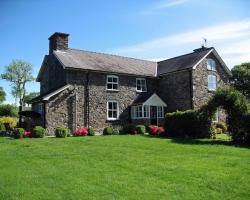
[143,135,250,149]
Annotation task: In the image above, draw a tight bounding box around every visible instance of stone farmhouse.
[31,32,231,135]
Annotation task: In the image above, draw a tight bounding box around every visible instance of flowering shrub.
[148,125,159,135]
[74,127,88,136]
[157,127,165,136]
[148,125,165,136]
[23,131,31,138]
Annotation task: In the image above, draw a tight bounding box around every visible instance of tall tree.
[0,87,6,104]
[1,60,34,123]
[231,62,250,99]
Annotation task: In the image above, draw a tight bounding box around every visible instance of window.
[208,75,217,91]
[207,58,216,71]
[136,78,147,92]
[106,75,119,91]
[37,103,43,115]
[212,110,219,122]
[143,105,150,118]
[131,105,143,119]
[157,106,164,118]
[107,101,119,120]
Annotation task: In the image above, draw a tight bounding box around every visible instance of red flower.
[23,131,31,138]
[157,127,165,136]
[148,126,165,136]
[74,127,88,136]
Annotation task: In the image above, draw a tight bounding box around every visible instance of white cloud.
[110,19,250,68]
[137,0,188,15]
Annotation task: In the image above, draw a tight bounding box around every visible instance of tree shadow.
[143,135,250,149]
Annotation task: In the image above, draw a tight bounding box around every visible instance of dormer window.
[136,78,147,92]
[207,58,216,71]
[106,75,119,91]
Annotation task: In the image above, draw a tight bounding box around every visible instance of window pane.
[107,77,112,82]
[113,77,117,82]
[113,111,117,118]
[107,83,113,89]
[113,102,117,109]
[109,102,113,109]
[113,84,118,90]
[108,111,112,118]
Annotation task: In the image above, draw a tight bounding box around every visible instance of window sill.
[207,69,216,72]
[136,90,147,93]
[208,89,216,92]
[106,118,119,121]
[106,89,119,92]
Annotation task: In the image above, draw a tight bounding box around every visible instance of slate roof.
[157,47,213,75]
[132,92,154,105]
[54,48,157,77]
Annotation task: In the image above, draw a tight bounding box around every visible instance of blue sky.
[1,0,250,104]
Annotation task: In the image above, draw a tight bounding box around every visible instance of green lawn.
[0,135,249,200]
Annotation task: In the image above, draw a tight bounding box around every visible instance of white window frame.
[208,74,217,91]
[207,58,216,71]
[106,75,119,91]
[157,106,164,118]
[136,78,147,92]
[143,105,150,118]
[107,100,119,120]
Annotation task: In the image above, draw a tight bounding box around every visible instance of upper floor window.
[106,75,119,91]
[207,58,216,71]
[136,78,147,92]
[107,100,119,120]
[208,75,217,91]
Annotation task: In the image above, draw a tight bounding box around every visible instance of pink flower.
[74,127,88,136]
[23,131,31,138]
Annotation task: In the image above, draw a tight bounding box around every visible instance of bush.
[148,125,159,135]
[121,124,137,134]
[103,127,113,135]
[88,128,95,136]
[215,128,223,135]
[136,125,146,134]
[157,127,165,136]
[13,128,25,139]
[0,104,18,117]
[23,131,31,138]
[214,122,227,133]
[32,126,45,138]
[73,127,88,136]
[0,116,17,130]
[165,110,210,138]
[55,127,68,138]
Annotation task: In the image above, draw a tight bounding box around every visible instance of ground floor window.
[131,105,164,119]
[107,101,119,120]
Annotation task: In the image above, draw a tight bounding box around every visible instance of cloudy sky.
[1,0,250,104]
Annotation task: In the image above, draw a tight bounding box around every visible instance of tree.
[231,62,250,99]
[0,87,6,104]
[1,60,34,107]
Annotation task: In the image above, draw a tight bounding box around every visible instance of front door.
[150,106,157,125]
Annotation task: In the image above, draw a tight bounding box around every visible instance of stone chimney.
[48,32,69,54]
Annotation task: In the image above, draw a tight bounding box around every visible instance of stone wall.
[158,70,192,112]
[192,54,230,120]
[40,54,66,95]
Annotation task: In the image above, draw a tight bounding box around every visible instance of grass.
[0,135,250,200]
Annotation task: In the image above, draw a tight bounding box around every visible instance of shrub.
[215,128,223,135]
[88,128,95,136]
[157,127,165,136]
[103,127,113,135]
[209,126,217,139]
[23,131,31,138]
[0,116,17,130]
[165,110,210,138]
[121,124,137,135]
[55,127,68,138]
[148,125,159,135]
[214,122,227,133]
[136,125,146,134]
[32,126,45,138]
[13,128,25,139]
[0,104,18,117]
[74,127,88,136]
